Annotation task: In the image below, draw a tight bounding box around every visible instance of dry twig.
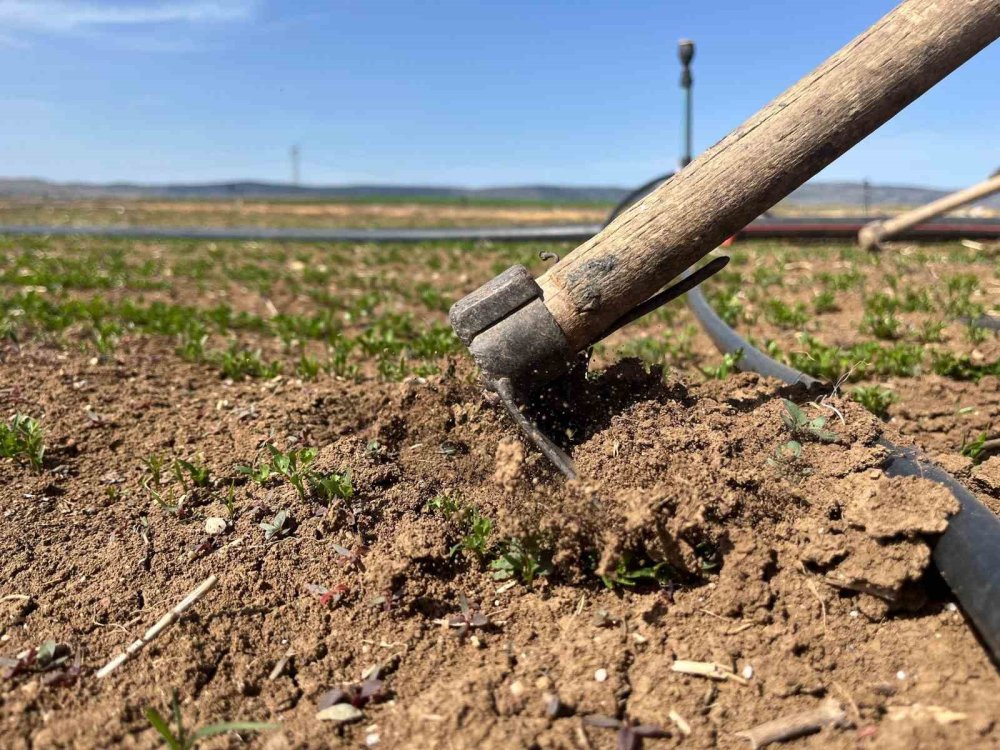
[736,698,848,748]
[96,575,218,679]
[671,660,748,685]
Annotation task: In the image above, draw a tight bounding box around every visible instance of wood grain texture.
[538,0,1000,350]
[860,172,1000,249]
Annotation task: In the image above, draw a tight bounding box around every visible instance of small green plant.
[600,551,674,589]
[259,509,291,541]
[222,484,236,520]
[960,431,992,464]
[239,445,316,500]
[145,688,277,749]
[172,458,211,489]
[0,414,45,471]
[916,319,945,343]
[449,508,493,563]
[701,349,743,380]
[490,536,552,586]
[296,354,322,380]
[851,385,897,419]
[176,321,208,361]
[143,454,166,486]
[308,470,354,503]
[764,300,808,329]
[767,439,807,471]
[780,399,839,442]
[966,322,990,344]
[426,493,461,518]
[812,289,838,314]
[860,310,902,340]
[215,344,281,381]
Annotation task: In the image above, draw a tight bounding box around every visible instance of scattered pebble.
[204,517,227,535]
[594,668,608,683]
[316,704,364,723]
[741,664,754,680]
[365,732,380,746]
[896,670,907,681]
[509,680,525,697]
[945,603,958,612]
[849,610,859,618]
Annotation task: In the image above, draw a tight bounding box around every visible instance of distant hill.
[0,177,997,208]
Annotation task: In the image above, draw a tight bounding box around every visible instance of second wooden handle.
[538,0,1000,351]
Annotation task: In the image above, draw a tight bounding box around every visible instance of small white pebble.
[945,603,958,612]
[849,610,859,618]
[510,681,525,697]
[896,671,907,680]
[741,664,754,680]
[594,668,608,683]
[632,633,648,645]
[365,733,380,746]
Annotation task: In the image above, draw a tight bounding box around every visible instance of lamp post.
[678,39,695,168]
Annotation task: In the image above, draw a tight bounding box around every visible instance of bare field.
[0,198,611,230]
[1,229,999,749]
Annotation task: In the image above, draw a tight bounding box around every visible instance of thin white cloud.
[0,1,256,33]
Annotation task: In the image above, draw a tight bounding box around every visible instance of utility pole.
[678,39,695,168]
[290,144,301,186]
[862,178,871,216]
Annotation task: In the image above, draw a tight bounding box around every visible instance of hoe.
[450,0,1000,656]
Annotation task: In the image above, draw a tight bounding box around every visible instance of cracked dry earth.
[2,340,999,750]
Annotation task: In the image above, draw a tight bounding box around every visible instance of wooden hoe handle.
[860,172,1000,250]
[538,0,1000,351]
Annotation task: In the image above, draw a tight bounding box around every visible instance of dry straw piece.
[95,575,219,679]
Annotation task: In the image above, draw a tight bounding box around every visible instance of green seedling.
[764,300,809,330]
[146,688,278,750]
[449,509,493,563]
[176,322,208,361]
[960,431,992,465]
[916,320,945,343]
[222,484,236,520]
[308,470,354,503]
[490,537,552,586]
[812,290,838,314]
[701,349,743,380]
[852,385,897,419]
[780,399,839,443]
[767,439,803,467]
[172,458,211,489]
[600,551,674,590]
[426,494,461,518]
[860,310,902,340]
[145,482,189,519]
[239,445,315,500]
[214,344,281,381]
[143,454,166,486]
[0,414,45,471]
[296,354,321,380]
[931,351,1000,382]
[259,510,291,541]
[966,322,990,344]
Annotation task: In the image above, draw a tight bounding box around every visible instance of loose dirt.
[2,338,997,749]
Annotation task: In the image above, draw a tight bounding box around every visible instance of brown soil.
[2,338,998,749]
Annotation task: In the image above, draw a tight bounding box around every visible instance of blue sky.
[1,0,997,189]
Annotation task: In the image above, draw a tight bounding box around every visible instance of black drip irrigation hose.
[685,279,1000,662]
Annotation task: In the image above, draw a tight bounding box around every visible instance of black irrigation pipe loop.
[2,217,1000,243]
[685,276,1000,662]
